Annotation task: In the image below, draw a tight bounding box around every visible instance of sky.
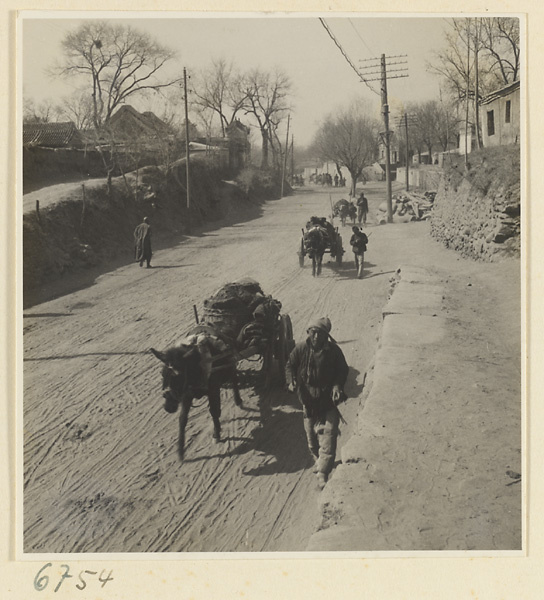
[21,12,456,147]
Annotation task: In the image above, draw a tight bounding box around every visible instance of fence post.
[80,184,86,228]
[36,200,40,225]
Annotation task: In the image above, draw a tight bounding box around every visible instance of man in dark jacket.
[357,192,369,225]
[134,217,152,268]
[286,317,349,489]
[350,226,368,279]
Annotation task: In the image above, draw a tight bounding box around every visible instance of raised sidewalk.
[306,265,522,552]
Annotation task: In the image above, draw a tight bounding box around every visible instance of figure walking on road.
[350,226,368,279]
[286,317,349,490]
[134,216,152,268]
[357,192,368,225]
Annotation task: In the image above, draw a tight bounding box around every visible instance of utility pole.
[380,55,393,222]
[474,19,482,150]
[404,113,410,191]
[290,135,295,183]
[396,113,417,192]
[359,54,408,223]
[281,114,290,198]
[465,19,471,169]
[183,67,191,233]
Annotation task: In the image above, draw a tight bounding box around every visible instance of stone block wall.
[430,162,520,262]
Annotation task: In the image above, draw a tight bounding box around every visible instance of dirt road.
[23,183,515,554]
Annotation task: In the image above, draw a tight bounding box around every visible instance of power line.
[348,18,376,58]
[318,18,379,96]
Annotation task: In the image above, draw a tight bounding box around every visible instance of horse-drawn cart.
[298,216,344,276]
[332,198,357,226]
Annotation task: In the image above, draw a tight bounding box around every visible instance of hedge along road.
[23,182,427,554]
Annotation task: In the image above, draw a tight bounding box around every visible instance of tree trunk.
[348,168,361,196]
[427,145,433,164]
[260,130,269,169]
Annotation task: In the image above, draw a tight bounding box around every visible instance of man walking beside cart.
[286,317,349,490]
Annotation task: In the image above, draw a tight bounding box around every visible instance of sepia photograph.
[18,11,523,558]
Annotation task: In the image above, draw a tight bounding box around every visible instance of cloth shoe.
[316,472,327,490]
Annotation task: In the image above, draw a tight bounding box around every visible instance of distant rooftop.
[23,122,82,148]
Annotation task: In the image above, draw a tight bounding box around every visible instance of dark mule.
[304,227,326,277]
[150,336,242,461]
[348,202,357,225]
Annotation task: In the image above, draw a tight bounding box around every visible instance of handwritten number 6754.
[34,564,113,592]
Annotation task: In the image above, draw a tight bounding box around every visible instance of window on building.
[487,110,495,136]
[505,100,511,123]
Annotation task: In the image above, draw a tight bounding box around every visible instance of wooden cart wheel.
[298,238,305,267]
[336,234,343,264]
[277,314,295,385]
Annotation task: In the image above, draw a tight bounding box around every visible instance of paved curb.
[305,265,521,552]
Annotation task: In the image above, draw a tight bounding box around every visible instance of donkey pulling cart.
[150,279,295,459]
[298,216,344,276]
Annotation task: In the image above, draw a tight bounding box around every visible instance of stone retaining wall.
[430,150,520,262]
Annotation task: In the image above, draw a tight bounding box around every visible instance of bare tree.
[428,17,520,100]
[312,99,379,196]
[55,90,94,130]
[192,59,248,138]
[479,17,520,85]
[23,97,58,124]
[54,21,181,130]
[408,101,441,162]
[243,67,292,169]
[52,21,181,193]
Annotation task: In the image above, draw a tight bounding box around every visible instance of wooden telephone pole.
[280,114,290,198]
[183,67,191,233]
[290,135,295,183]
[396,113,417,191]
[359,54,408,223]
[380,55,393,222]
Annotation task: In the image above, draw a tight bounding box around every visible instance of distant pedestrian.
[350,226,368,279]
[286,317,349,490]
[334,174,339,187]
[357,192,369,225]
[134,217,152,268]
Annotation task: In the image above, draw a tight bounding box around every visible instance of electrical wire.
[348,18,376,59]
[318,18,379,96]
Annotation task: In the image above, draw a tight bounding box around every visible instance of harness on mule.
[178,326,237,384]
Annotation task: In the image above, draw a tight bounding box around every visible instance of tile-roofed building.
[107,105,175,141]
[23,122,83,148]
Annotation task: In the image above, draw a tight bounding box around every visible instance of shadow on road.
[345,366,364,399]
[24,351,149,361]
[334,263,396,281]
[240,409,312,476]
[23,312,74,318]
[362,269,397,280]
[148,264,195,269]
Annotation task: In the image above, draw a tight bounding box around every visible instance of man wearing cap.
[134,216,152,268]
[350,226,368,279]
[286,317,349,489]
